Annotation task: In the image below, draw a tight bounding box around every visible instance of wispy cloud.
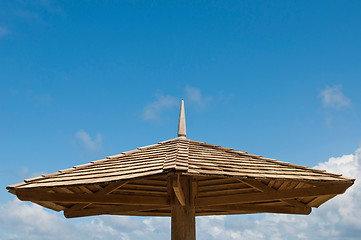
[143,93,178,121]
[185,85,212,107]
[36,0,65,15]
[74,130,102,151]
[0,199,68,239]
[0,199,169,240]
[0,26,9,37]
[143,86,228,121]
[320,85,351,109]
[32,93,52,106]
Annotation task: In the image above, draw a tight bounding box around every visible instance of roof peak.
[178,100,186,137]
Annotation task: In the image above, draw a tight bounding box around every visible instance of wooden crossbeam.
[108,211,170,217]
[239,179,308,208]
[16,190,169,205]
[173,175,186,206]
[34,201,66,212]
[196,211,257,216]
[196,184,350,207]
[67,181,128,212]
[197,203,311,215]
[64,204,168,218]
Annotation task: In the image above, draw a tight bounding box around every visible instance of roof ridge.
[175,138,189,171]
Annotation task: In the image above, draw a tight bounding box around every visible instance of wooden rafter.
[197,203,311,215]
[238,179,308,208]
[16,190,169,205]
[64,204,168,218]
[67,181,128,211]
[196,184,351,207]
[34,201,66,211]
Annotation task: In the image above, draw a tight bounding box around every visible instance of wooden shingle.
[7,137,353,190]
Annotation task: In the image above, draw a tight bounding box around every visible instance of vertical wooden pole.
[170,175,196,240]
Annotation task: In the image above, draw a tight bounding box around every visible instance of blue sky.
[1,1,361,239]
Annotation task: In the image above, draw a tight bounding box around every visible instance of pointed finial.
[178,100,186,137]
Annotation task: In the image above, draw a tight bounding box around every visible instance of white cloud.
[2,147,360,239]
[185,86,211,107]
[32,93,52,106]
[0,199,169,240]
[143,94,178,121]
[320,85,351,109]
[143,87,214,121]
[0,199,69,240]
[0,26,9,37]
[75,130,102,151]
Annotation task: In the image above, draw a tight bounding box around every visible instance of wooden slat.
[198,187,255,197]
[197,178,237,186]
[21,169,164,187]
[78,186,93,194]
[198,182,250,192]
[239,179,308,208]
[115,188,167,196]
[123,183,167,191]
[17,190,169,205]
[53,187,74,194]
[197,204,311,215]
[67,181,128,212]
[57,159,165,178]
[307,194,337,207]
[64,205,168,218]
[35,164,164,183]
[196,184,351,207]
[108,211,171,217]
[34,201,66,211]
[131,179,167,186]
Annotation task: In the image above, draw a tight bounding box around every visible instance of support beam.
[197,203,311,215]
[170,175,195,240]
[16,190,169,205]
[64,205,168,218]
[196,184,351,207]
[34,201,66,212]
[173,175,186,206]
[68,181,128,212]
[239,179,308,208]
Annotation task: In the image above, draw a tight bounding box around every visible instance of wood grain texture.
[7,137,354,190]
[16,189,169,205]
[170,175,195,240]
[196,184,351,207]
[197,204,311,215]
[239,179,308,207]
[64,205,168,218]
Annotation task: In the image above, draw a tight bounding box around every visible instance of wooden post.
[170,175,196,240]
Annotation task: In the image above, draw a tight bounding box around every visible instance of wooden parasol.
[7,100,354,240]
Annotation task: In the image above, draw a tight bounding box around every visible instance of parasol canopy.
[7,100,354,240]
